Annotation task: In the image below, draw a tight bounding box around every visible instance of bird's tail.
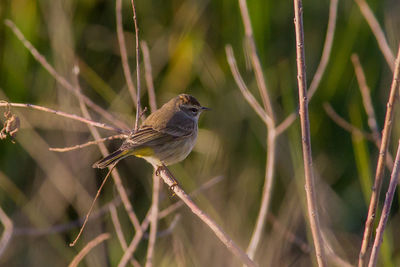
[92,149,130,169]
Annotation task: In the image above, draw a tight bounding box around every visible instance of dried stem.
[294,0,327,266]
[0,102,128,134]
[130,0,142,132]
[368,140,400,267]
[351,54,380,138]
[72,66,142,241]
[0,206,13,257]
[225,46,272,127]
[145,173,160,267]
[69,165,115,247]
[116,0,138,106]
[238,0,274,118]
[323,103,375,142]
[351,54,394,169]
[157,167,257,267]
[68,233,110,267]
[141,41,157,113]
[354,0,395,71]
[276,0,338,135]
[358,44,400,267]
[158,175,224,219]
[49,134,127,152]
[4,19,130,131]
[119,212,151,267]
[308,0,338,99]
[109,204,141,267]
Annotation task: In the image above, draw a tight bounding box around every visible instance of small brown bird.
[92,94,209,169]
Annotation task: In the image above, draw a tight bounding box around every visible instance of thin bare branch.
[4,19,130,131]
[70,165,115,247]
[368,140,400,267]
[68,233,110,267]
[49,134,127,152]
[308,0,338,99]
[275,0,338,136]
[354,0,395,71]
[351,54,380,139]
[238,0,274,119]
[116,0,138,106]
[225,45,272,127]
[157,167,257,267]
[359,44,400,267]
[119,212,151,267]
[73,66,142,242]
[141,41,157,113]
[0,102,128,134]
[0,206,13,257]
[129,0,142,132]
[110,204,141,267]
[158,175,224,219]
[323,103,375,142]
[351,53,394,173]
[294,0,327,266]
[145,174,160,267]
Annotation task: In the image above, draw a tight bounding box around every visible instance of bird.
[92,94,209,171]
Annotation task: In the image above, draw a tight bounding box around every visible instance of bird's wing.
[120,124,192,151]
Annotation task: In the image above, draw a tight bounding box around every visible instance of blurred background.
[0,0,400,266]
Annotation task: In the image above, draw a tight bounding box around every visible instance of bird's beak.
[201,106,211,111]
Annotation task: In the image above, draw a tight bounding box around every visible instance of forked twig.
[359,44,400,267]
[68,233,110,267]
[294,0,327,266]
[109,204,141,267]
[368,140,400,267]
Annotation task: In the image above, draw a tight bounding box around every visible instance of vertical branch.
[358,44,400,267]
[293,1,327,266]
[145,173,160,267]
[116,0,137,106]
[351,54,380,139]
[354,0,395,71]
[307,0,338,99]
[130,0,141,132]
[238,0,274,118]
[368,140,400,267]
[141,41,157,113]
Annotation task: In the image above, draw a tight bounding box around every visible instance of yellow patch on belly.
[133,147,155,157]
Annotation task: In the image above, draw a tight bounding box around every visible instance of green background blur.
[0,0,400,266]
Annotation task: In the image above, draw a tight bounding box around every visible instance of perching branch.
[157,167,257,267]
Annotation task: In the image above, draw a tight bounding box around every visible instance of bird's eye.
[190,108,197,113]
